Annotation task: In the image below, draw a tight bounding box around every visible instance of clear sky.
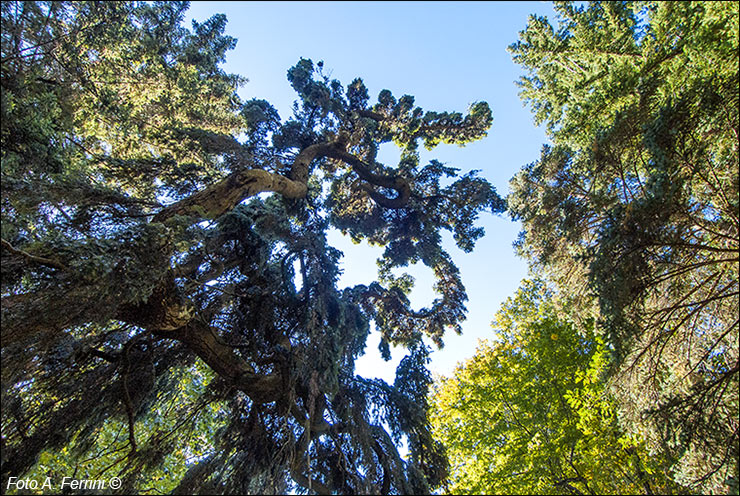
[183,1,557,381]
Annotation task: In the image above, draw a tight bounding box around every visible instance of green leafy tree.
[1,1,504,493]
[430,280,685,495]
[508,1,738,492]
[430,280,684,494]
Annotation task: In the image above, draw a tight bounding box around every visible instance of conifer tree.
[1,2,503,493]
[508,2,738,491]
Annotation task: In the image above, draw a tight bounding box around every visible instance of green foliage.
[508,1,739,492]
[430,280,685,495]
[19,359,228,494]
[1,2,503,494]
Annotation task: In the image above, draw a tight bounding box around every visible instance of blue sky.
[184,1,557,380]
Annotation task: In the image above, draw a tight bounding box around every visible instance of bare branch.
[1,238,69,271]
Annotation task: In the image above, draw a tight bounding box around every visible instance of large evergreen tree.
[508,1,738,492]
[1,2,504,493]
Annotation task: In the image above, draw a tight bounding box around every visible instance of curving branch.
[152,319,281,404]
[327,148,411,209]
[152,168,307,222]
[153,137,412,224]
[153,141,337,223]
[360,183,411,209]
[114,272,282,403]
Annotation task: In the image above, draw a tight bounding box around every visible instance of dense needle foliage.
[1,1,504,493]
[432,1,737,494]
[507,1,738,492]
[3,1,737,494]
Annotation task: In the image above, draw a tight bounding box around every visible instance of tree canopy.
[508,1,738,492]
[3,1,738,495]
[430,279,684,495]
[1,1,504,493]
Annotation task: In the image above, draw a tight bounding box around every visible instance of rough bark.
[152,138,411,223]
[117,275,194,331]
[152,168,308,223]
[152,141,338,223]
[2,136,413,410]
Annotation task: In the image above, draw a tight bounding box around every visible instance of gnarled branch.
[327,148,411,209]
[152,168,307,222]
[1,238,69,271]
[153,141,340,222]
[152,319,281,404]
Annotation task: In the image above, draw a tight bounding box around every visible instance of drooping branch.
[290,462,332,496]
[364,283,434,320]
[0,360,116,480]
[289,430,333,495]
[122,342,138,455]
[114,272,283,403]
[1,287,109,348]
[370,425,395,495]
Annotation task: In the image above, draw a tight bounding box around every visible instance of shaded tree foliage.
[508,1,738,492]
[0,1,504,493]
[430,280,684,495]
